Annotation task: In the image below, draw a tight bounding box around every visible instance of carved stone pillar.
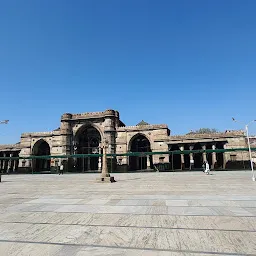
[223,143,227,169]
[189,145,194,170]
[3,153,7,171]
[202,144,207,162]
[8,153,13,172]
[0,157,2,171]
[98,148,102,171]
[147,155,150,169]
[179,145,185,170]
[212,144,217,169]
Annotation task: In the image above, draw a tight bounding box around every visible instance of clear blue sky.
[1,0,256,144]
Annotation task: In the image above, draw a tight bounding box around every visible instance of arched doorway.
[193,143,203,169]
[32,140,50,172]
[169,144,181,170]
[75,126,102,172]
[129,134,152,171]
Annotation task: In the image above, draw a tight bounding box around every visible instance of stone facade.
[0,109,252,172]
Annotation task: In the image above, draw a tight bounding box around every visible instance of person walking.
[204,161,210,175]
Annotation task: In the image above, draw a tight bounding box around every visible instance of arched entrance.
[32,140,50,172]
[193,143,203,169]
[75,126,102,172]
[129,134,152,171]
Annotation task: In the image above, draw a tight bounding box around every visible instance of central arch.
[32,139,50,172]
[75,125,102,172]
[129,134,152,171]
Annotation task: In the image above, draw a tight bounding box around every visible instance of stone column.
[98,148,102,172]
[189,145,194,160]
[0,157,2,171]
[3,153,7,171]
[87,157,90,171]
[7,153,13,173]
[202,144,207,162]
[147,155,150,169]
[189,145,194,170]
[179,145,185,170]
[212,144,217,169]
[101,140,110,178]
[223,143,227,169]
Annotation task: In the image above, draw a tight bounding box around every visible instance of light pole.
[97,138,115,182]
[0,120,9,181]
[232,118,256,181]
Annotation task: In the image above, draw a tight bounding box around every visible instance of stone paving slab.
[0,171,256,255]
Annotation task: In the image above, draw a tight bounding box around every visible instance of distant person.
[202,161,206,172]
[59,162,64,175]
[190,159,194,170]
[204,161,210,175]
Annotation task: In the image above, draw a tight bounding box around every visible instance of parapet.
[21,131,54,138]
[0,143,21,151]
[61,109,117,120]
[168,130,245,141]
[117,124,168,131]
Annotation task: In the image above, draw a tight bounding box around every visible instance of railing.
[0,147,255,160]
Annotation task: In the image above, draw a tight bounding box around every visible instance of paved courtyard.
[0,171,256,256]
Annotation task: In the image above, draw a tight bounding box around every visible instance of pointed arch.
[32,139,50,172]
[128,133,152,171]
[74,124,102,172]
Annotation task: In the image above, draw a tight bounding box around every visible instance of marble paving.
[0,171,256,255]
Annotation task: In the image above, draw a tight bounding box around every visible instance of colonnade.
[0,152,19,172]
[169,142,225,170]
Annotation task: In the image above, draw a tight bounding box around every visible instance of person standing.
[204,161,210,175]
[190,159,194,170]
[59,162,64,175]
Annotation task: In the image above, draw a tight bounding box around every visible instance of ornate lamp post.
[0,120,9,181]
[97,138,115,183]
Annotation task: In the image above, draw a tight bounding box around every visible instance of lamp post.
[97,138,115,182]
[0,120,9,181]
[232,118,256,181]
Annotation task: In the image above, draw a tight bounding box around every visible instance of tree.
[187,128,219,134]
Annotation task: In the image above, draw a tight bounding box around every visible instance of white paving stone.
[0,171,256,255]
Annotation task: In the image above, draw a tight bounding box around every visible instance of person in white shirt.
[59,162,64,175]
[204,161,210,175]
[190,159,194,170]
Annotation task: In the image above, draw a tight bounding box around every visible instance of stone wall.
[19,130,62,168]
